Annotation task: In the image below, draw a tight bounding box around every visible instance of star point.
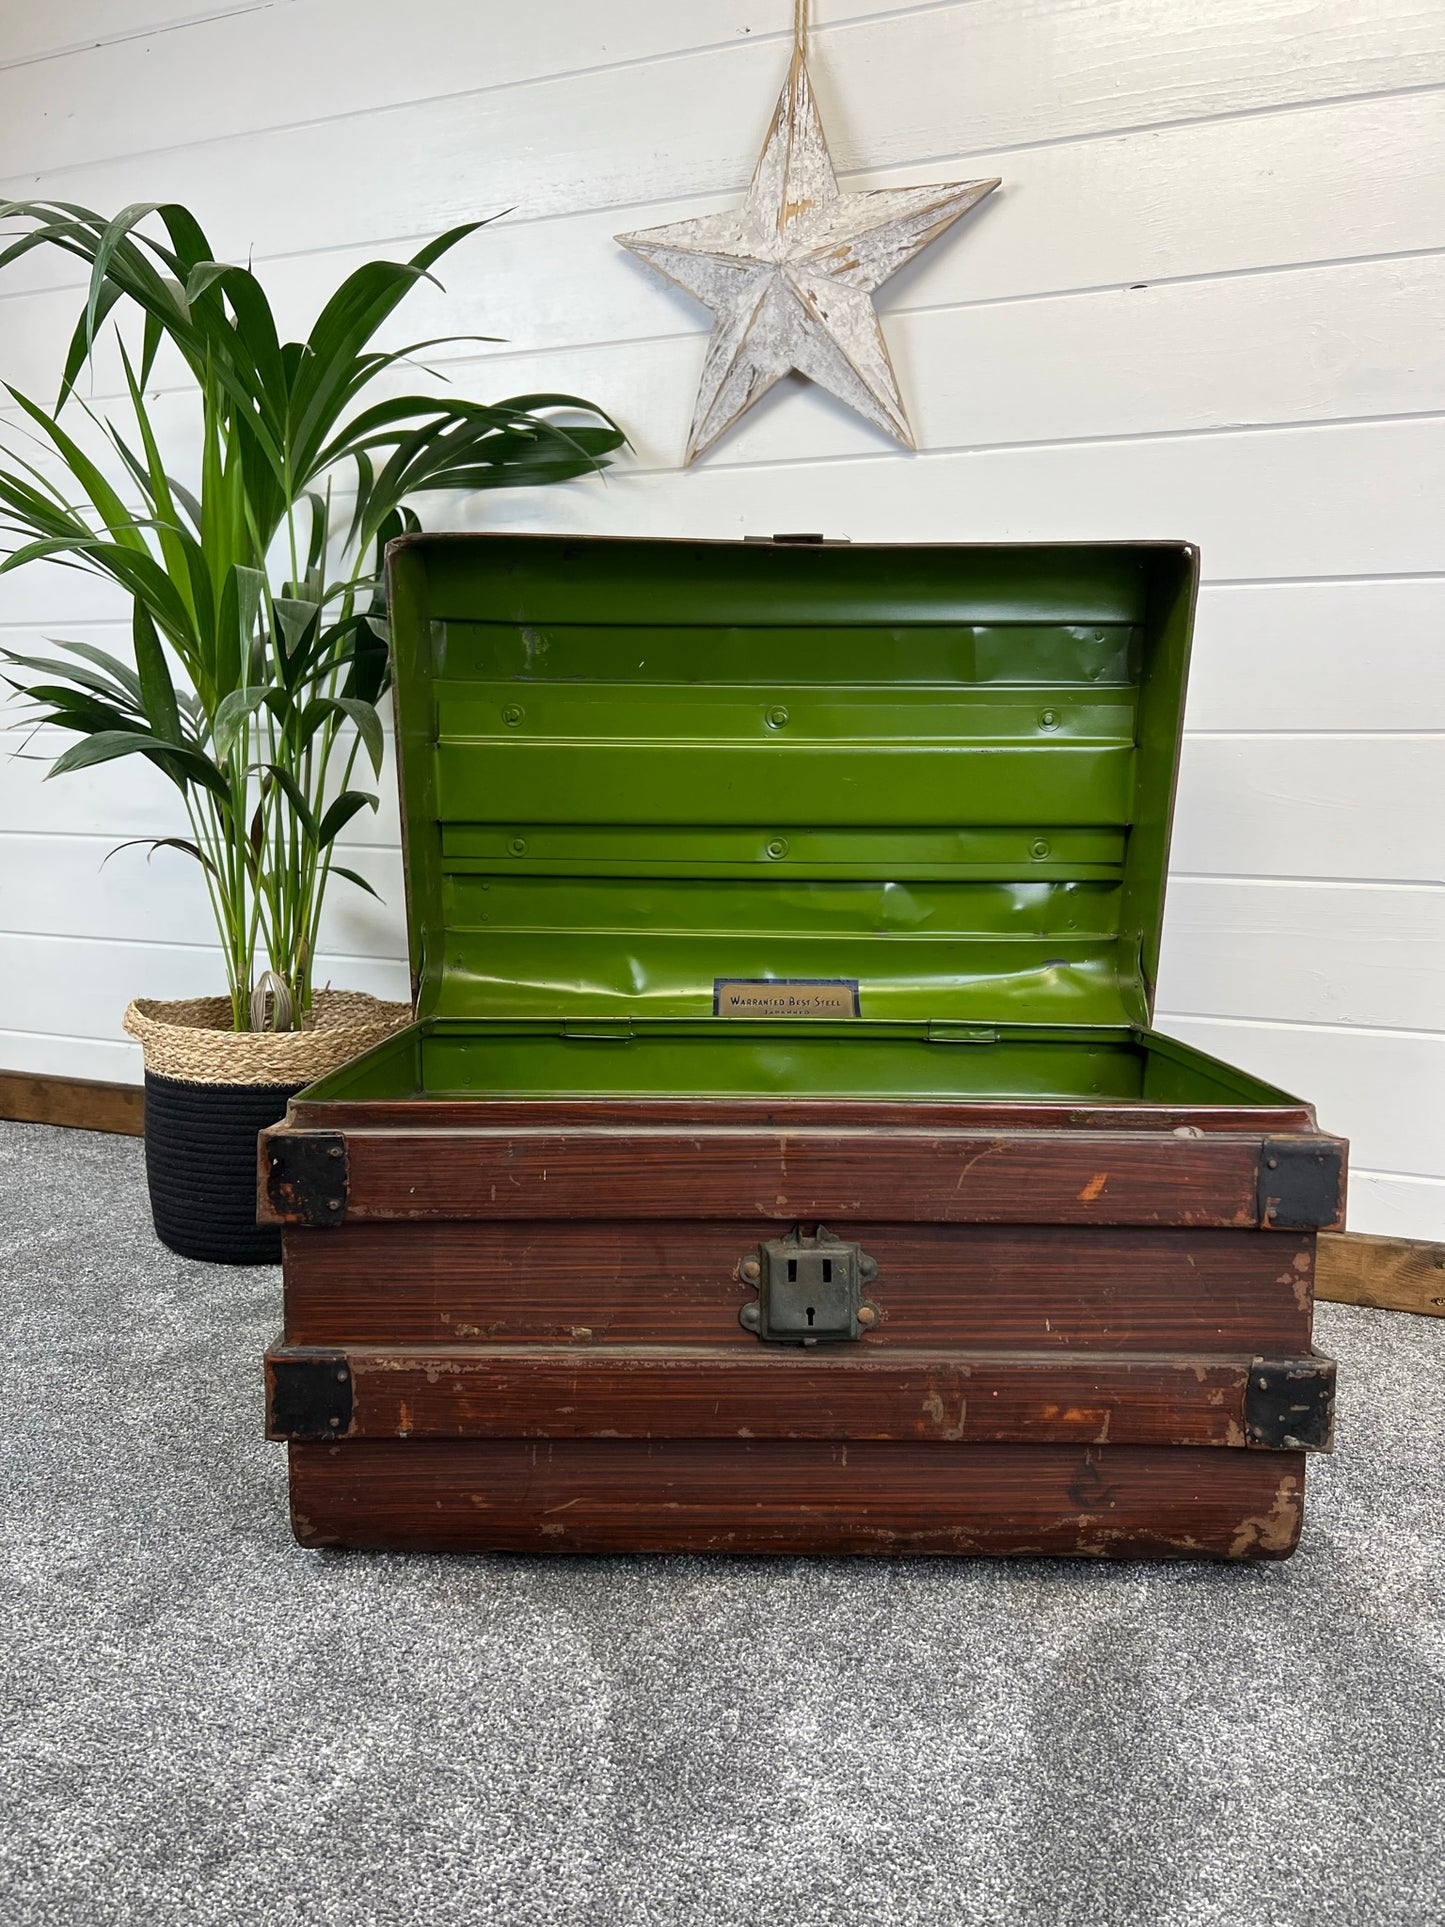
[616,40,998,463]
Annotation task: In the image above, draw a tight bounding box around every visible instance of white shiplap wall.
[0,0,1441,1236]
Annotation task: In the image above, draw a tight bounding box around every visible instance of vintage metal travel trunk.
[261,534,1343,1559]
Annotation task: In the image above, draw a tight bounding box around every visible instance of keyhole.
[806,1307,815,1325]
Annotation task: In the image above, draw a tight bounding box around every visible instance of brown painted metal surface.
[265,1342,1297,1447]
[262,1122,1334,1228]
[280,1220,1315,1353]
[286,1439,1306,1559]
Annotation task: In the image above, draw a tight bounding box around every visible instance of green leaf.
[48,729,158,776]
[185,260,230,304]
[58,638,145,707]
[132,601,183,744]
[85,202,170,352]
[317,789,378,846]
[48,725,233,805]
[5,385,149,554]
[58,277,122,406]
[301,694,384,775]
[102,835,217,876]
[0,198,627,1025]
[2,647,141,712]
[11,685,142,734]
[329,864,383,902]
[255,761,318,838]
[212,686,270,761]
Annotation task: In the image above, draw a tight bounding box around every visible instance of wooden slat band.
[260,1125,1345,1228]
[265,1343,1335,1451]
[285,1439,1307,1559]
[278,1220,1317,1354]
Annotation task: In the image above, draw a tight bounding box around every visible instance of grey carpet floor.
[1,1120,1443,1927]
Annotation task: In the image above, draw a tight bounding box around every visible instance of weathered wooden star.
[616,23,999,465]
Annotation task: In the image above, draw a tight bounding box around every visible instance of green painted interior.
[358,533,1298,1107]
[300,1021,1301,1107]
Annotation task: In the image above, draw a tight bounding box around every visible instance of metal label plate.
[713,978,860,1018]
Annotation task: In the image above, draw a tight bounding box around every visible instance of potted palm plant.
[0,200,623,1262]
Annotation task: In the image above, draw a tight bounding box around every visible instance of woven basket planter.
[123,991,410,1265]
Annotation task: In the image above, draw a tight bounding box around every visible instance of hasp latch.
[738,1224,880,1345]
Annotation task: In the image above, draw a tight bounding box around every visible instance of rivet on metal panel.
[1039,710,1060,730]
[766,838,790,859]
[766,705,790,728]
[1030,839,1051,860]
[502,705,524,726]
[509,837,529,856]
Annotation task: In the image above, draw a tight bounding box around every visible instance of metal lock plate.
[738,1225,879,1345]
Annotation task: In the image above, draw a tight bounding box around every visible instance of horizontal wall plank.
[0,834,408,957]
[4,1,1441,281]
[471,417,1445,582]
[1158,1017,1445,1183]
[2,873,1438,1040]
[8,250,1441,484]
[2,797,1445,994]
[6,89,1441,396]
[0,932,409,1044]
[1345,1172,1445,1243]
[8,578,1445,733]
[0,2,272,69]
[1156,880,1445,1032]
[0,719,403,848]
[1171,737,1443,883]
[409,255,1445,472]
[0,1027,140,1083]
[0,0,930,175]
[2,419,1440,633]
[1184,580,1445,732]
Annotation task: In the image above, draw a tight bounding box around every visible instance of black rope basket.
[143,1073,302,1265]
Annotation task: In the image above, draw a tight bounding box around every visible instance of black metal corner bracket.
[1258,1137,1344,1230]
[264,1130,349,1226]
[266,1349,354,1441]
[1245,1356,1336,1452]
